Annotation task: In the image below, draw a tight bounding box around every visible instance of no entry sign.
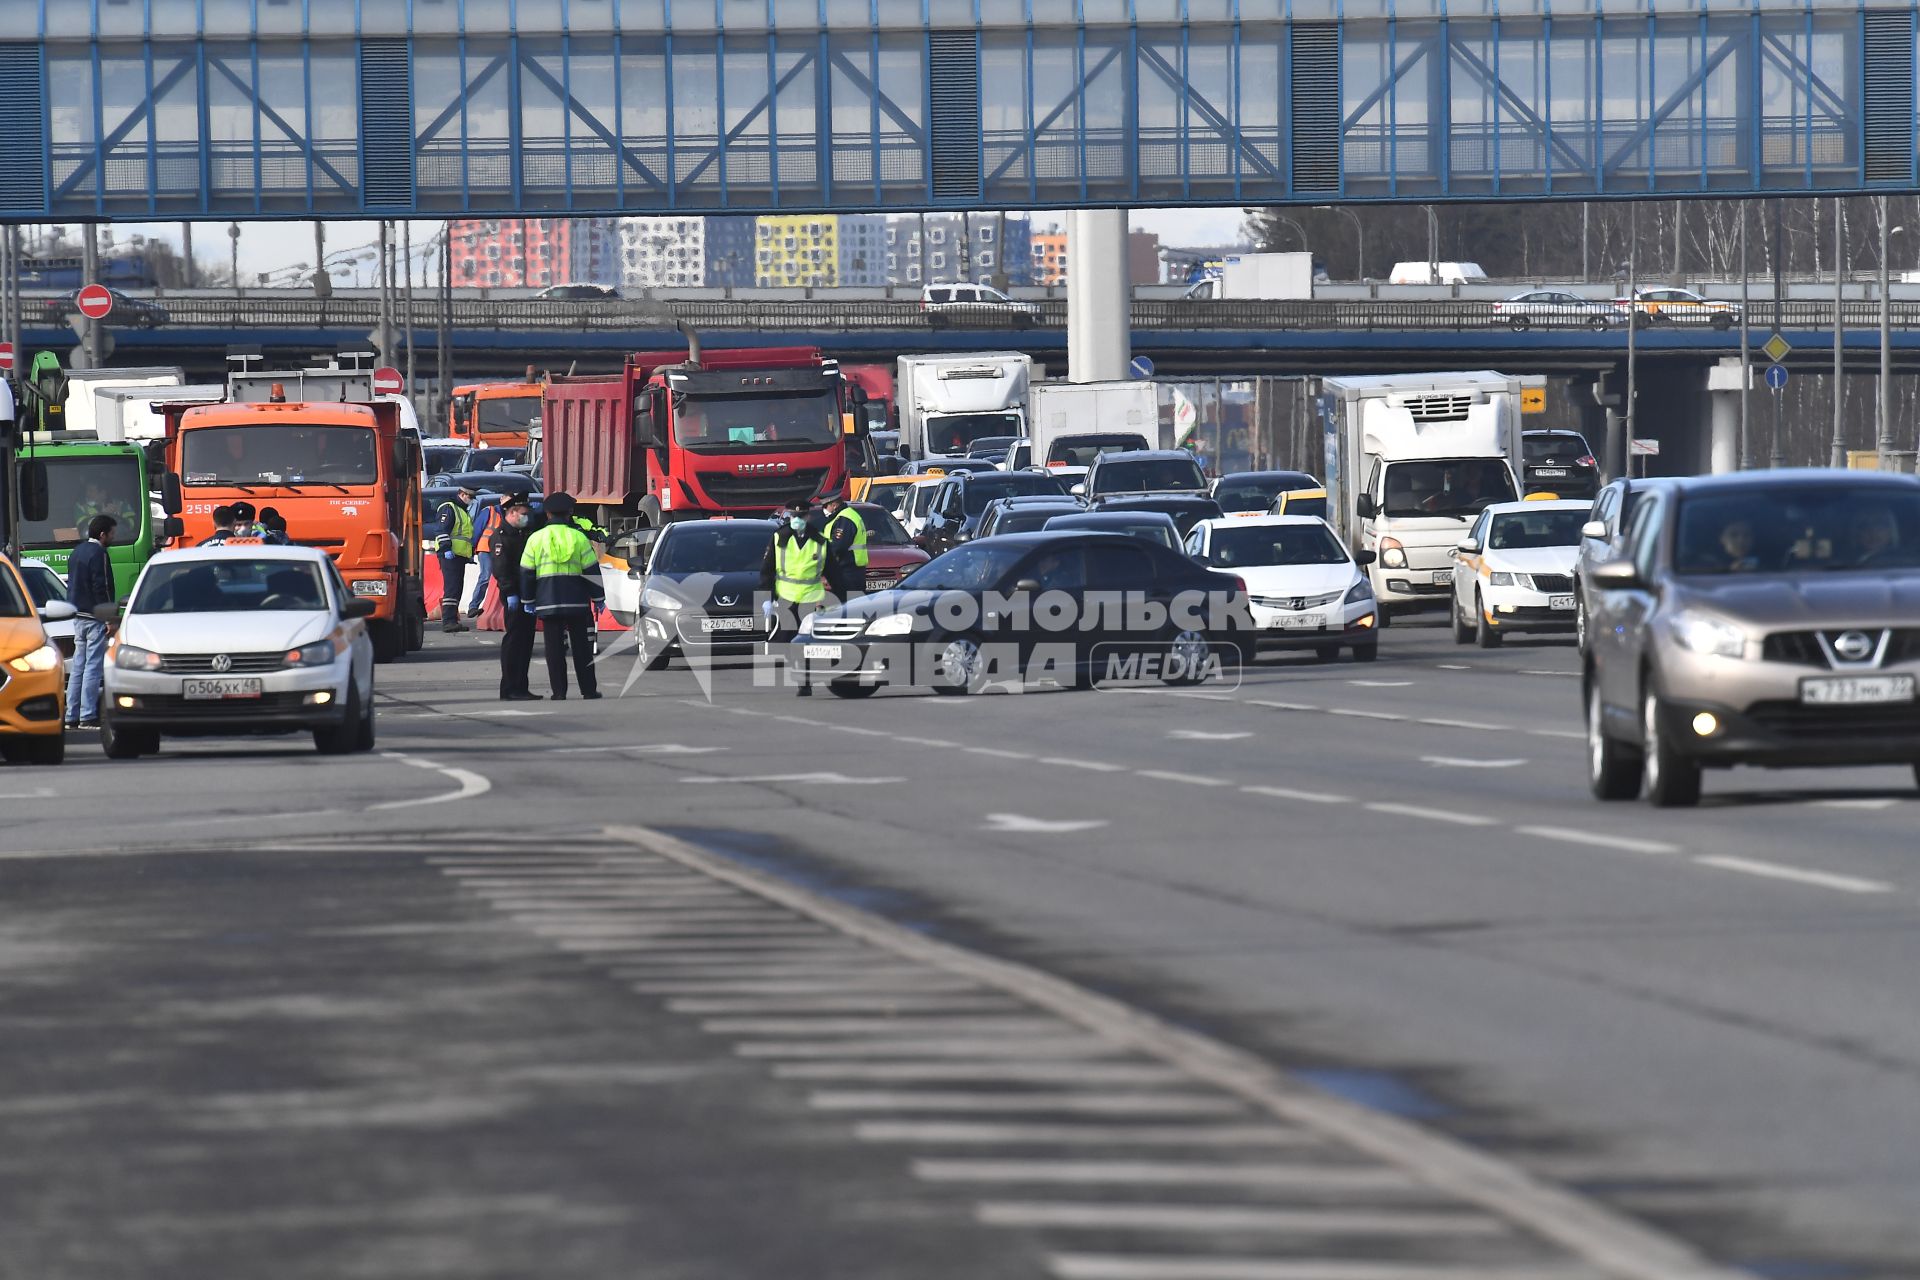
[0,341,14,373]
[75,284,114,321]
[371,366,404,396]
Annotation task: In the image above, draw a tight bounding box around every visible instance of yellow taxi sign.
[1520,387,1546,414]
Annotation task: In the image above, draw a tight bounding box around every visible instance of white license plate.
[864,578,894,592]
[701,616,759,633]
[803,644,843,661]
[1431,570,1452,585]
[183,677,263,700]
[1270,615,1325,630]
[1800,675,1916,705]
[1549,594,1575,611]
[1535,467,1569,478]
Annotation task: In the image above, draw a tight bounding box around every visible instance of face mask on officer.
[788,516,807,534]
[508,511,529,528]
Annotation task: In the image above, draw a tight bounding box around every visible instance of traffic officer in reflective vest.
[490,496,542,701]
[434,485,477,633]
[821,491,868,600]
[519,491,602,700]
[761,503,830,696]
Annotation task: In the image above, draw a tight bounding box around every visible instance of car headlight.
[287,637,344,667]
[1343,579,1372,605]
[640,585,683,612]
[1669,610,1746,659]
[1378,537,1407,569]
[113,643,162,672]
[1487,571,1516,586]
[5,643,59,673]
[866,613,915,638]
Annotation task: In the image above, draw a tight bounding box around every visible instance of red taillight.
[1231,576,1249,596]
[1576,455,1595,467]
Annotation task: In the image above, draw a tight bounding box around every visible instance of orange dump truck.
[158,363,426,662]
[455,373,547,448]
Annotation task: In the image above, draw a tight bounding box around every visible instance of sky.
[88,207,1255,286]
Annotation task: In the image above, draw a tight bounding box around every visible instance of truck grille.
[158,652,289,674]
[698,468,829,509]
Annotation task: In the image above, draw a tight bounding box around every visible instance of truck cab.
[459,378,546,448]
[16,439,156,597]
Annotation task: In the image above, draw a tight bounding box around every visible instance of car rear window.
[1092,458,1207,494]
[961,474,1068,516]
[133,559,328,613]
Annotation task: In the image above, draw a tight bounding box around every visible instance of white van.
[1387,262,1489,285]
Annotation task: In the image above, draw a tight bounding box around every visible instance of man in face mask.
[761,502,831,696]
[490,495,542,700]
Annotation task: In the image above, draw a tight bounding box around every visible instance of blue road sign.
[1130,355,1155,379]
[1765,363,1788,392]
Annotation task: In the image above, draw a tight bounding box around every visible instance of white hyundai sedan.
[1185,515,1379,662]
[102,545,378,758]
[1449,499,1589,647]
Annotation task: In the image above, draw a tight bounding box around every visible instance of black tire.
[404,585,428,651]
[828,680,879,699]
[1451,594,1473,645]
[1162,629,1213,686]
[1711,313,1734,331]
[1313,645,1340,664]
[370,619,405,664]
[24,733,65,765]
[314,685,364,755]
[931,634,990,695]
[1507,315,1532,333]
[643,643,674,672]
[354,680,377,753]
[1474,592,1502,648]
[100,716,156,760]
[1642,686,1702,808]
[1587,313,1611,331]
[0,740,26,765]
[1587,681,1641,801]
[1375,605,1392,630]
[1351,641,1379,663]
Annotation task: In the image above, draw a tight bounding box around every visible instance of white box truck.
[897,352,1032,461]
[60,367,189,439]
[1012,379,1164,469]
[1318,371,1523,619]
[1182,251,1317,300]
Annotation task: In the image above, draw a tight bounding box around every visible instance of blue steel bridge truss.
[0,0,1908,222]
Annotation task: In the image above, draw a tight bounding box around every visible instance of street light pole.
[1831,197,1845,469]
[1739,200,1751,470]
[1423,205,1438,282]
[1879,198,1898,469]
[1273,214,1309,253]
[1316,205,1365,280]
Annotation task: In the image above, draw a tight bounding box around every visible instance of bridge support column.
[1067,210,1130,383]
[1706,359,1749,475]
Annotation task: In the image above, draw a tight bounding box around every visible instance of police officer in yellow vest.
[820,491,868,600]
[761,502,831,696]
[434,485,477,633]
[519,492,603,700]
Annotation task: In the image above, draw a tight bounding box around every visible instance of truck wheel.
[404,581,427,650]
[370,619,405,664]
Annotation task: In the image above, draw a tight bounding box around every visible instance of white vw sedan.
[1449,499,1590,648]
[102,545,378,758]
[1186,515,1379,663]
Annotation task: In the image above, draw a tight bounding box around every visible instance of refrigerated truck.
[897,352,1031,461]
[1318,371,1524,619]
[1010,380,1164,470]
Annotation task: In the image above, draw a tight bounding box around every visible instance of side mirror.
[37,601,77,623]
[1070,483,1086,496]
[161,472,183,516]
[1589,559,1644,590]
[161,515,185,541]
[1580,520,1609,540]
[1014,578,1042,593]
[1355,494,1378,520]
[1354,549,1377,567]
[1457,537,1481,554]
[17,459,48,523]
[341,597,379,619]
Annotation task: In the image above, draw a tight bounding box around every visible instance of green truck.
[15,436,156,598]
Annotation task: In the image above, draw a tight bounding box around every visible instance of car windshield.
[1675,485,1920,575]
[1382,459,1515,518]
[898,540,1031,591]
[853,506,912,545]
[1093,458,1206,494]
[477,397,540,433]
[868,485,913,517]
[1488,509,1586,549]
[1524,436,1590,462]
[674,391,838,450]
[19,455,144,549]
[467,447,525,470]
[132,558,329,612]
[926,413,1026,455]
[652,524,775,575]
[423,445,467,474]
[1048,438,1147,467]
[992,507,1080,535]
[182,425,379,486]
[20,563,68,606]
[0,565,30,617]
[1208,524,1348,567]
[962,475,1068,516]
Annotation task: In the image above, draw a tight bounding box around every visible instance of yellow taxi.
[0,554,70,765]
[1617,287,1741,330]
[1269,486,1328,519]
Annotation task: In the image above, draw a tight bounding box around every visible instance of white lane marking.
[770,714,823,726]
[1422,756,1527,769]
[1693,855,1892,895]
[773,1062,1190,1084]
[1347,679,1412,687]
[807,1092,1245,1116]
[1168,729,1253,741]
[984,813,1108,834]
[1419,718,1508,731]
[980,1202,1506,1236]
[1134,769,1229,787]
[627,977,985,996]
[1436,663,1472,670]
[1039,757,1128,772]
[736,1037,1121,1060]
[1365,802,1496,827]
[913,1159,1414,1191]
[681,771,905,785]
[1528,728,1587,740]
[668,995,1019,1015]
[1523,670,1579,678]
[455,708,553,717]
[1166,691,1232,702]
[1047,1258,1585,1280]
[700,1015,1059,1035]
[1814,797,1900,810]
[369,753,491,811]
[1514,826,1677,856]
[1241,785,1351,805]
[0,787,58,799]
[1247,699,1320,712]
[893,736,959,749]
[966,746,1035,760]
[549,744,729,755]
[1327,708,1404,721]
[853,1122,1312,1147]
[826,724,891,737]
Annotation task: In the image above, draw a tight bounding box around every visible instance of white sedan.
[102,545,378,758]
[1449,499,1590,647]
[1186,515,1379,662]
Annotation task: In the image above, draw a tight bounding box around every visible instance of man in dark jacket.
[64,514,117,729]
[490,496,542,700]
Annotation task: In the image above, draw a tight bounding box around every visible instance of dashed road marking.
[1693,855,1891,895]
[977,1202,1508,1236]
[808,1092,1248,1116]
[1365,802,1497,827]
[1422,756,1527,769]
[1514,826,1677,856]
[682,771,905,785]
[370,752,492,810]
[967,746,1036,760]
[1328,708,1405,722]
[1347,680,1412,688]
[774,1061,1193,1084]
[1040,757,1129,772]
[1046,1258,1595,1280]
[912,1159,1418,1191]
[1134,770,1229,787]
[1241,786,1350,805]
[1168,729,1253,740]
[985,813,1108,834]
[853,1122,1313,1147]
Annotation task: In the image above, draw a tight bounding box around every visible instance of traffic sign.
[1762,332,1791,363]
[371,366,404,396]
[1765,363,1789,392]
[0,341,15,373]
[75,283,114,321]
[1520,387,1546,414]
[1630,439,1661,456]
[1129,355,1155,380]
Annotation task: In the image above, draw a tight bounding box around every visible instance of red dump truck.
[543,341,864,531]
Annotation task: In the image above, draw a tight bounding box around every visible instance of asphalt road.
[4,616,1918,1279]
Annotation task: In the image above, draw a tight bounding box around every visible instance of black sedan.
[633,518,780,667]
[974,497,1086,539]
[1090,494,1225,540]
[791,532,1252,698]
[918,470,1072,556]
[43,288,170,329]
[1212,470,1320,514]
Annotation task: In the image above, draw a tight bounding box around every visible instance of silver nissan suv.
[1584,469,1920,807]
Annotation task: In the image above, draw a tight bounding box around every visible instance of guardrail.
[31,295,1920,335]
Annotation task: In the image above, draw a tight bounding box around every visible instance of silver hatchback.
[1584,470,1920,807]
